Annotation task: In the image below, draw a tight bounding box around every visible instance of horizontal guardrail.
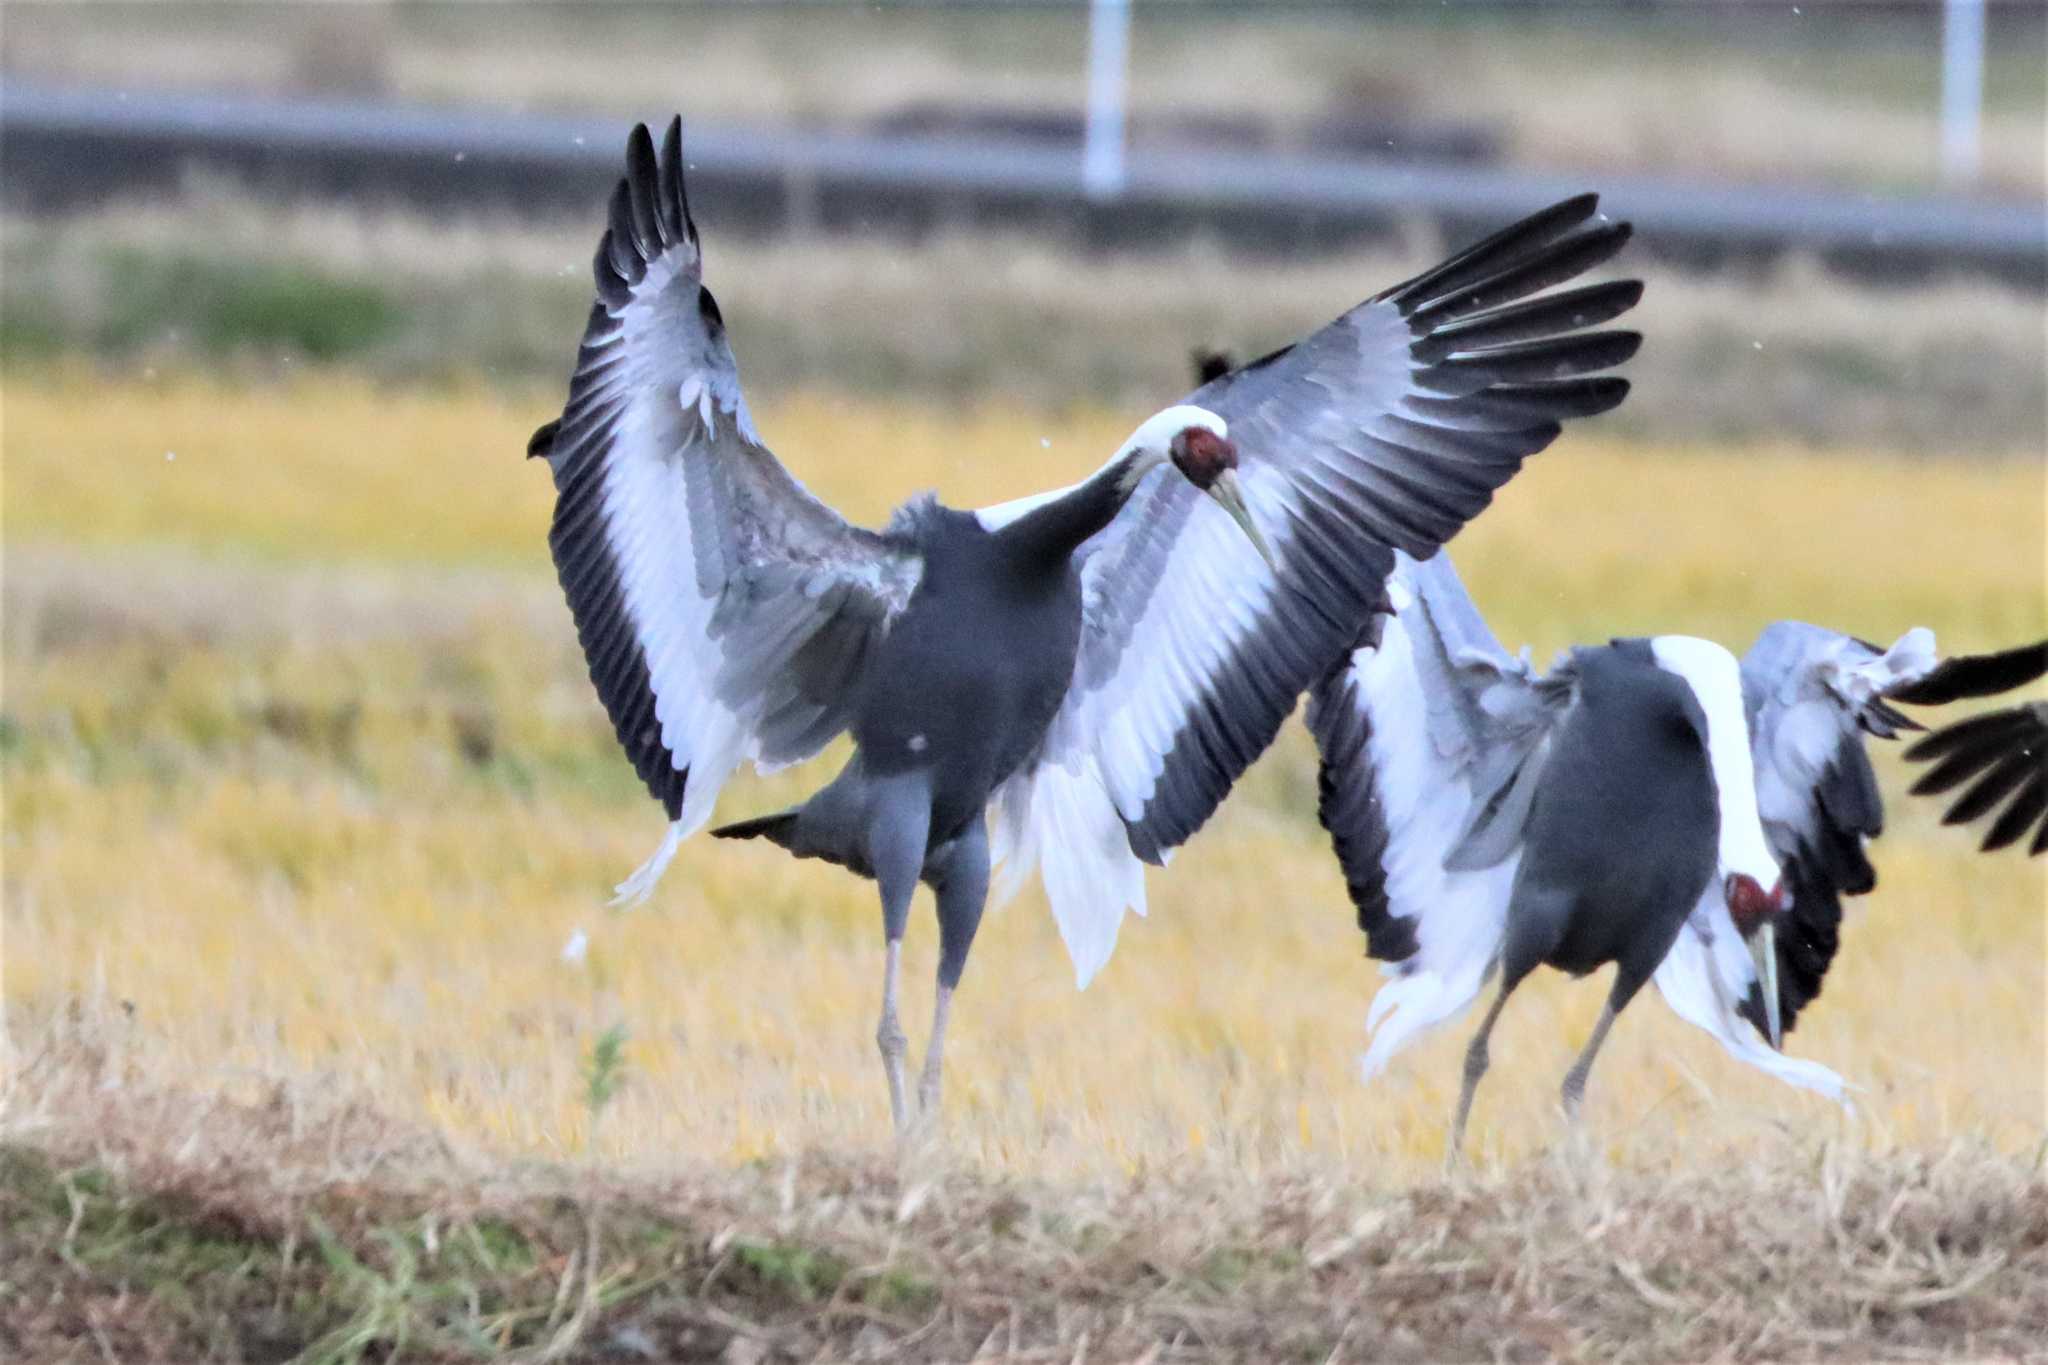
[3,83,2042,283]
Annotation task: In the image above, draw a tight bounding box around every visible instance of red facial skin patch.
[1170,427,1237,489]
[1724,872,1786,936]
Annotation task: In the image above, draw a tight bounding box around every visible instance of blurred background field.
[2,3,2045,1356]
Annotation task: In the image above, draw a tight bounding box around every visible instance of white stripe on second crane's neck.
[1651,634,1781,886]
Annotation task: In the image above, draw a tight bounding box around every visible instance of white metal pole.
[1083,0,1131,200]
[1940,0,1985,185]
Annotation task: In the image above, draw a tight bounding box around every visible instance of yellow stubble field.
[4,370,2043,1183]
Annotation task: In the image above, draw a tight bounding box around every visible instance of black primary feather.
[527,418,561,460]
[1905,701,2048,854]
[1306,659,1415,962]
[1191,349,1235,385]
[1742,732,1884,1039]
[1741,842,1844,1038]
[1887,639,2048,706]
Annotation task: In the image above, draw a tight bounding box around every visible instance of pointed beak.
[1749,917,1782,1050]
[1206,467,1277,572]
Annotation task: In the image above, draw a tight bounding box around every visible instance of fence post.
[1940,0,1985,185]
[1083,0,1130,199]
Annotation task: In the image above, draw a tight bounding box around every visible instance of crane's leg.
[918,817,989,1120]
[866,773,932,1137]
[1449,984,1514,1164]
[1560,1000,1621,1122]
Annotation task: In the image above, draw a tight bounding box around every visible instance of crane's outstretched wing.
[990,196,1639,984]
[536,119,921,899]
[1905,697,2048,855]
[1737,627,2047,1035]
[1304,551,1574,1072]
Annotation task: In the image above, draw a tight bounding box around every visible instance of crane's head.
[1725,871,1792,1049]
[1121,405,1275,569]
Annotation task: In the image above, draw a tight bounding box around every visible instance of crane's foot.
[1560,1074,1588,1123]
[877,1020,910,1136]
[1558,1000,1618,1129]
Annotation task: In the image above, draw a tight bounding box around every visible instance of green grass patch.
[0,1139,962,1363]
[96,248,405,360]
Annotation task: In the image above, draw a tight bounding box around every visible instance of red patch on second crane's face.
[1169,426,1237,490]
[1724,873,1787,936]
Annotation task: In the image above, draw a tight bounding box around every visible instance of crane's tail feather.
[610,820,685,908]
[710,809,801,846]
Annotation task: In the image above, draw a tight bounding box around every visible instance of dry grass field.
[4,371,2045,1360]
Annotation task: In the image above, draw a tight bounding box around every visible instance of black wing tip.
[1904,702,2045,771]
[596,113,697,297]
[1192,348,1236,385]
[1387,194,1630,313]
[1518,192,1602,238]
[1519,374,1632,418]
[527,418,562,460]
[1901,703,2048,855]
[1887,639,2048,707]
[625,120,657,170]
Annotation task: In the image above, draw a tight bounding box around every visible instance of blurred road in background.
[7,81,2044,281]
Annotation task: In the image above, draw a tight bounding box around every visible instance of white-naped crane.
[1305,549,2046,1153]
[529,117,1641,1132]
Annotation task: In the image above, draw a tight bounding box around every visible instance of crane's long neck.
[983,444,1164,567]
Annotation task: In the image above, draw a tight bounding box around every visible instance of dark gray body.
[855,503,1083,837]
[715,475,1125,986]
[1499,640,1720,1012]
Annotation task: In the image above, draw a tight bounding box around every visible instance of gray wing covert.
[538,118,920,847]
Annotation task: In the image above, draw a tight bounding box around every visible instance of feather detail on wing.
[1306,552,1572,1073]
[1738,627,2048,1034]
[1905,697,2048,854]
[1653,887,1852,1105]
[538,118,920,902]
[1737,622,1953,1033]
[992,196,1639,983]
